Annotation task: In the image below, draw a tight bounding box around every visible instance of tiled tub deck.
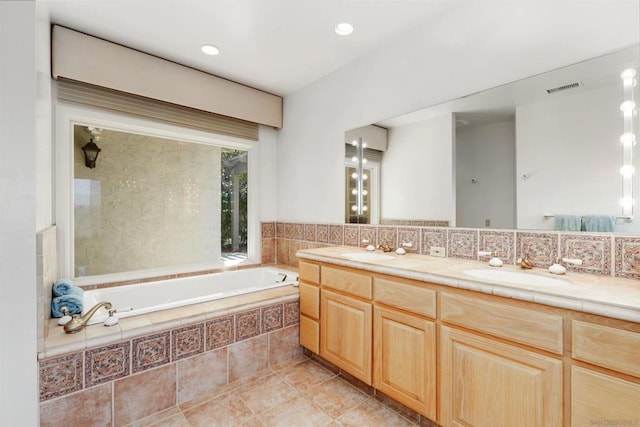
[38,286,301,427]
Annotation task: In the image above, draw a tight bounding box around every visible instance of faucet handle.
[561,257,583,266]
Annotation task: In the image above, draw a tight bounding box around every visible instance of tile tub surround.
[39,294,301,426]
[297,245,640,323]
[264,221,640,279]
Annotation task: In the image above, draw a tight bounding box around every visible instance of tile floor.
[131,355,429,427]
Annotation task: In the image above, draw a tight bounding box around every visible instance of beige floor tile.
[183,393,254,427]
[148,413,190,427]
[303,377,370,419]
[258,395,333,427]
[127,406,182,427]
[337,399,415,427]
[237,372,299,414]
[278,359,336,392]
[240,417,266,427]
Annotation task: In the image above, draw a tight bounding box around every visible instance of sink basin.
[341,252,396,261]
[463,269,571,288]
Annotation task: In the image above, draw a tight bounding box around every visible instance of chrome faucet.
[517,253,534,269]
[63,301,112,334]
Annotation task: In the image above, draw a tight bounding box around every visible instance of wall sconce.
[82,137,101,169]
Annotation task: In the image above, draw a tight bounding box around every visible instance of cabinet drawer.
[299,282,320,319]
[441,293,563,354]
[300,315,319,354]
[299,261,320,284]
[572,320,640,377]
[321,266,372,300]
[374,277,436,318]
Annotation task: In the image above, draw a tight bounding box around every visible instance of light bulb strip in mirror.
[620,67,637,217]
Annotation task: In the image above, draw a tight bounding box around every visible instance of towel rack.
[543,214,633,222]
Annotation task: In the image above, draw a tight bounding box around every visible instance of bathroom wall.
[516,84,640,232]
[382,114,454,221]
[0,2,49,425]
[456,120,516,229]
[73,127,222,276]
[277,3,639,223]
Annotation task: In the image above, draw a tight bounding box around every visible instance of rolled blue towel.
[52,279,76,297]
[51,293,84,318]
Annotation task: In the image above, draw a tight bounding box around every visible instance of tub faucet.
[63,301,112,334]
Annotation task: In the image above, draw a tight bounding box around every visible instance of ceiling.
[45,0,448,96]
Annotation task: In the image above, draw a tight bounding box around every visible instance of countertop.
[296,246,640,323]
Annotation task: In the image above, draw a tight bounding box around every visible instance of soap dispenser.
[549,258,566,275]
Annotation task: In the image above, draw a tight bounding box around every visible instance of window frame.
[55,102,259,285]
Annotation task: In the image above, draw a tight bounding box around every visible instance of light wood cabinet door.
[440,326,563,427]
[571,366,640,427]
[320,289,372,384]
[374,306,436,419]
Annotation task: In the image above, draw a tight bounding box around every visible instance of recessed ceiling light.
[335,22,354,36]
[201,44,220,56]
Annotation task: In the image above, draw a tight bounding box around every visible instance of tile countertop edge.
[296,250,640,324]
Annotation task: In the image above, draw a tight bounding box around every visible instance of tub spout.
[63,301,112,334]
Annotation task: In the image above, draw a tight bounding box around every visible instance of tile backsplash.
[262,221,640,280]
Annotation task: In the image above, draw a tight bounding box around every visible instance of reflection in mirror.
[348,44,640,233]
[73,125,248,277]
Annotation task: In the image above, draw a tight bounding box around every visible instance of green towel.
[584,215,616,232]
[554,215,582,231]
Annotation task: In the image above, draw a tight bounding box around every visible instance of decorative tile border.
[85,342,130,388]
[235,309,261,341]
[206,315,235,350]
[447,229,478,260]
[40,299,299,402]
[479,230,515,264]
[421,228,446,255]
[516,232,559,268]
[132,331,171,373]
[261,222,275,238]
[561,234,611,276]
[359,226,377,247]
[40,352,83,401]
[397,227,420,254]
[292,223,304,240]
[283,300,300,327]
[329,224,344,245]
[304,224,317,242]
[261,304,283,333]
[270,221,640,279]
[344,225,359,246]
[615,236,640,279]
[316,224,329,243]
[284,223,293,239]
[171,324,204,361]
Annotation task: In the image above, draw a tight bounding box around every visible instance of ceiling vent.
[546,81,582,94]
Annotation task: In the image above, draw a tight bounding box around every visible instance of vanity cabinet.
[440,326,563,427]
[298,255,640,427]
[320,289,372,383]
[298,261,320,353]
[570,320,640,426]
[373,277,437,419]
[319,265,373,384]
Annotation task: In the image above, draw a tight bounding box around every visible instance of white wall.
[382,114,454,221]
[0,2,45,425]
[516,84,639,232]
[456,120,515,229]
[277,2,639,223]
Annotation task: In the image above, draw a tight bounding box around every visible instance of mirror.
[73,125,249,277]
[345,44,640,233]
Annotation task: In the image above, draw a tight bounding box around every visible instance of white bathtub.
[82,266,299,325]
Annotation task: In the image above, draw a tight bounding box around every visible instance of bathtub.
[82,266,299,325]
